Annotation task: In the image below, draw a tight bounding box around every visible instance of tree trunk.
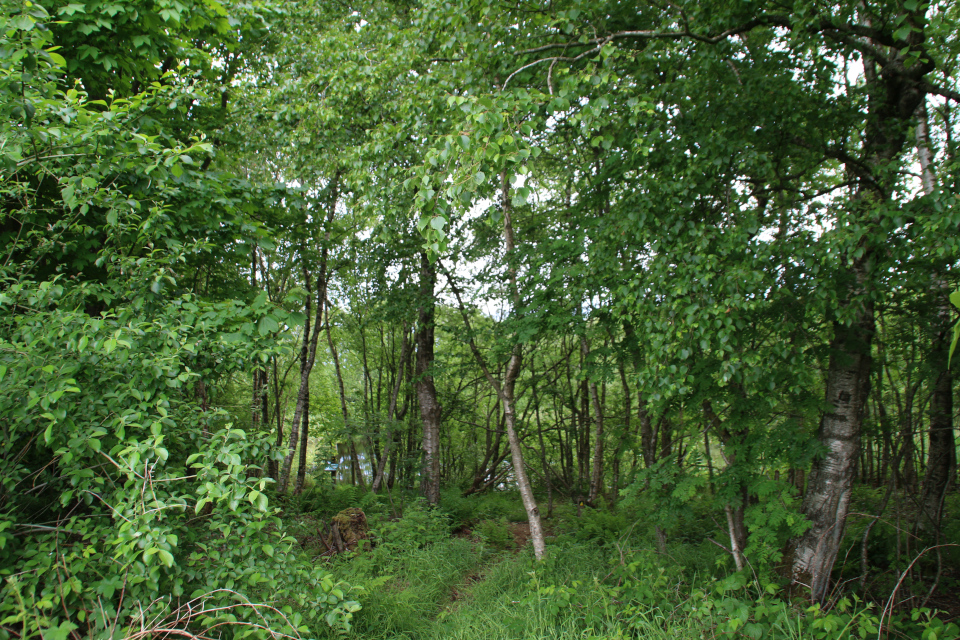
[583,337,605,505]
[416,252,442,505]
[533,358,554,518]
[789,300,874,601]
[916,100,956,532]
[923,371,955,524]
[270,356,283,479]
[443,171,546,559]
[788,23,932,597]
[326,302,365,488]
[639,402,655,468]
[278,171,340,493]
[295,386,309,493]
[612,363,633,504]
[373,326,411,492]
[703,399,748,571]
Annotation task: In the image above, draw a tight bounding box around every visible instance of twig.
[878,544,960,640]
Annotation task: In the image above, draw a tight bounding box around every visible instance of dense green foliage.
[2,0,959,638]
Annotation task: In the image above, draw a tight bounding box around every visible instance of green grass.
[287,488,960,640]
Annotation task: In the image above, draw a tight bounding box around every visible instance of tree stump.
[323,508,369,554]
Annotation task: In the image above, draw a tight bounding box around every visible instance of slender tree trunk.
[583,337,605,505]
[295,387,309,493]
[916,100,956,531]
[270,356,283,479]
[326,302,365,488]
[639,402,655,468]
[659,417,673,461]
[278,171,340,493]
[612,363,633,504]
[533,360,554,518]
[373,326,411,492]
[279,263,318,493]
[251,250,264,438]
[703,399,748,570]
[443,172,546,559]
[416,252,442,505]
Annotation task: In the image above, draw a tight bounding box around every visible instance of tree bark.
[788,14,933,597]
[295,386,309,493]
[790,299,874,601]
[416,252,442,505]
[703,399,748,571]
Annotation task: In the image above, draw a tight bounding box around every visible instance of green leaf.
[285,311,306,327]
[258,315,279,336]
[157,549,174,567]
[949,322,960,368]
[949,291,960,310]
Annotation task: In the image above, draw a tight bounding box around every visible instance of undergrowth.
[284,487,959,640]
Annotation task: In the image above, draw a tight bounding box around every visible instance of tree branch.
[921,80,960,104]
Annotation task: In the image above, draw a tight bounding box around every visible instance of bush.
[296,484,385,520]
[439,488,479,528]
[374,499,452,552]
[476,518,515,550]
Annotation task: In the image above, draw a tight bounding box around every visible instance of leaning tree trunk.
[789,299,874,600]
[703,399,748,571]
[444,172,546,559]
[497,172,545,558]
[416,252,442,505]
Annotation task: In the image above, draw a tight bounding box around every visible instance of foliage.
[475,518,514,551]
[373,499,453,553]
[0,6,356,638]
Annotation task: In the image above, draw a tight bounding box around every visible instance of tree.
[407,0,960,598]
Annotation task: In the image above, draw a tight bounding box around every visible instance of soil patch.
[509,522,530,550]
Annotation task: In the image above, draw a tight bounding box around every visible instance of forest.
[1,0,959,638]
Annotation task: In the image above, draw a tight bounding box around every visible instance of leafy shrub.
[572,508,631,544]
[476,518,514,550]
[473,492,516,520]
[439,488,479,528]
[296,484,385,520]
[0,23,359,634]
[374,499,452,552]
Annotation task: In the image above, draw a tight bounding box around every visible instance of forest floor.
[287,487,960,640]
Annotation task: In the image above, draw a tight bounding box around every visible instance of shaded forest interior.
[2,0,960,639]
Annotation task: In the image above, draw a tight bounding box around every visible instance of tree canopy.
[1,0,959,637]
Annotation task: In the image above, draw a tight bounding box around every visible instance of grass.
[287,488,960,640]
